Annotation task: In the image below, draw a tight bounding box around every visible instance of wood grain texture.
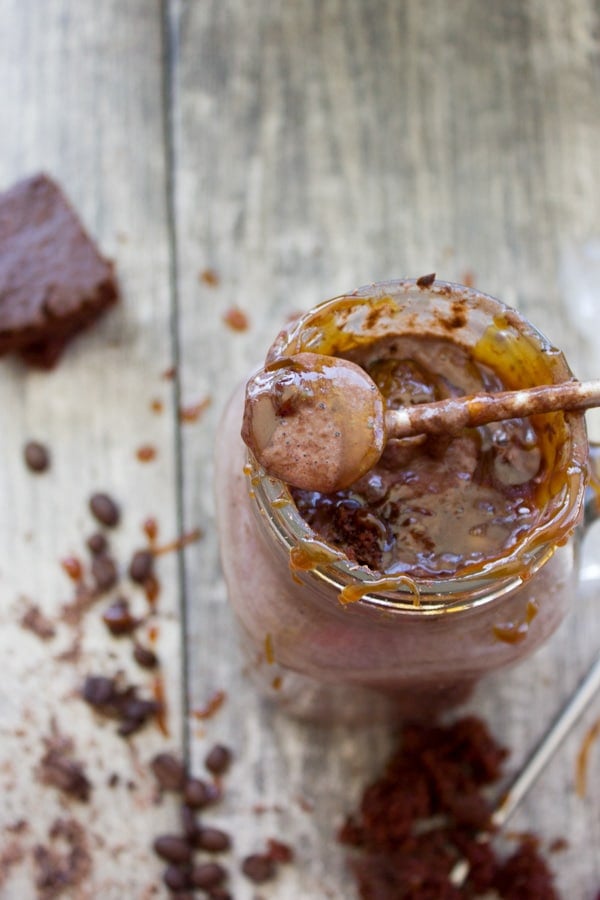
[0,0,599,898]
[0,1,184,897]
[172,0,600,897]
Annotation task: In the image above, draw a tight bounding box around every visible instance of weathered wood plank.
[172,0,600,897]
[0,2,183,897]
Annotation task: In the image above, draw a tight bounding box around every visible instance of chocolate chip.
[241,853,276,884]
[266,838,294,863]
[133,642,158,669]
[91,554,118,593]
[207,890,232,900]
[154,834,193,864]
[183,777,217,809]
[150,753,186,791]
[89,492,121,528]
[191,862,227,889]
[204,744,232,776]
[128,549,154,584]
[86,532,108,556]
[102,598,138,636]
[195,827,231,853]
[24,440,50,473]
[162,863,191,891]
[82,675,116,707]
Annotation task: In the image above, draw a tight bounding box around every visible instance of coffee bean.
[204,744,232,776]
[195,827,231,853]
[180,804,199,841]
[191,862,227,889]
[133,642,158,669]
[241,853,276,884]
[128,549,154,584]
[89,492,121,528]
[151,753,186,791]
[183,777,216,809]
[154,834,193,865]
[162,863,191,891]
[82,675,116,707]
[91,554,118,592]
[24,440,50,473]
[102,598,138,636]
[86,532,108,556]
[207,890,232,900]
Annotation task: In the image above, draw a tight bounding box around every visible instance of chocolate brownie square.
[0,173,119,367]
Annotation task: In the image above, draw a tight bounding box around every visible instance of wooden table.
[1,1,599,897]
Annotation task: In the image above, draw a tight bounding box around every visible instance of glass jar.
[215,279,593,723]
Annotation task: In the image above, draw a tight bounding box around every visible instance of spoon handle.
[492,652,600,830]
[387,379,600,440]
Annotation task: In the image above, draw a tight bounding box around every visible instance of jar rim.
[247,279,589,615]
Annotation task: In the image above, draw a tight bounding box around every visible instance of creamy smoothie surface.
[290,335,544,578]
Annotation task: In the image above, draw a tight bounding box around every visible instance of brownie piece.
[0,173,119,367]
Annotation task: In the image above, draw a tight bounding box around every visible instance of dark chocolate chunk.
[0,173,119,367]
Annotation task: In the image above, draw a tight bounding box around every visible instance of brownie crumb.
[20,602,56,640]
[33,817,92,899]
[416,272,436,288]
[36,724,92,803]
[23,440,51,472]
[200,267,220,287]
[81,673,160,737]
[339,716,561,900]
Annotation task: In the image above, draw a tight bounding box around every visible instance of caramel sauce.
[340,576,420,606]
[154,528,203,556]
[192,689,227,720]
[493,599,539,644]
[264,633,275,665]
[61,557,83,582]
[144,574,160,608]
[152,674,169,736]
[143,516,159,545]
[575,716,600,797]
[136,444,157,462]
[180,397,211,423]
[289,539,344,572]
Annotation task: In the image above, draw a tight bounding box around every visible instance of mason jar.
[215,279,592,723]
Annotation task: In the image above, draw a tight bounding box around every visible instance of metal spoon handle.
[492,652,600,829]
[388,378,600,440]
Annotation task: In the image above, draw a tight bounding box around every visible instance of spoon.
[241,352,600,492]
[451,651,600,886]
